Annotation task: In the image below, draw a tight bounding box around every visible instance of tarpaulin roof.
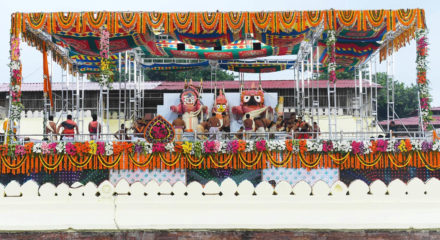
[12,9,426,73]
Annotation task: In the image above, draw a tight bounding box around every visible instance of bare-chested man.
[196,121,209,140]
[286,114,296,132]
[243,114,254,139]
[221,112,230,132]
[276,116,285,131]
[208,112,221,140]
[132,118,147,139]
[235,126,244,139]
[45,115,57,141]
[172,114,186,141]
[114,123,131,140]
[254,117,266,138]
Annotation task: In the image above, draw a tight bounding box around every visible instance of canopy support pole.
[386,46,395,132]
[315,45,320,127]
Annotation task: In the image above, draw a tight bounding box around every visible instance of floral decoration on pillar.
[9,36,23,122]
[99,26,113,87]
[416,28,432,130]
[326,30,337,84]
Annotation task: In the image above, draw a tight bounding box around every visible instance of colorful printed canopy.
[317,41,380,71]
[12,9,426,72]
[151,39,299,60]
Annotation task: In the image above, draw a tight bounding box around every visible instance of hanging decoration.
[219,60,295,73]
[9,36,23,127]
[10,9,426,65]
[326,30,337,83]
[7,9,427,79]
[416,28,432,130]
[144,115,175,143]
[98,26,113,87]
[42,42,53,107]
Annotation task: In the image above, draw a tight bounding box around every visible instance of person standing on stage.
[312,121,321,139]
[57,114,79,141]
[45,115,57,141]
[114,123,131,141]
[208,112,221,140]
[88,114,102,140]
[221,112,231,133]
[243,114,254,139]
[254,117,266,139]
[172,114,186,141]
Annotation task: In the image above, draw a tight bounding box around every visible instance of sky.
[1,0,439,105]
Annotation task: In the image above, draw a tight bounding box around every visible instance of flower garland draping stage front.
[1,139,440,174]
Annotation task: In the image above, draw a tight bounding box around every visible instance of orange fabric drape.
[42,42,53,107]
[433,130,440,142]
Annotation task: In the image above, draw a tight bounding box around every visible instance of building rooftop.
[379,115,440,126]
[0,80,382,92]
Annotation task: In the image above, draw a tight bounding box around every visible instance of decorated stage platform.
[2,138,440,187]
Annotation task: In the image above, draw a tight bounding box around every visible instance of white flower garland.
[19,139,440,156]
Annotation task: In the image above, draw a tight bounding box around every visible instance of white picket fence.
[0,178,440,230]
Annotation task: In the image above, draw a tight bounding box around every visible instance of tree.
[318,70,355,80]
[375,72,419,120]
[143,67,234,81]
[96,67,235,82]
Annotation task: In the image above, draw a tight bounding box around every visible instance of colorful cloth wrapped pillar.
[98,26,113,87]
[9,35,23,139]
[326,30,337,83]
[416,28,431,130]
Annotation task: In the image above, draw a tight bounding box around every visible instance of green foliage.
[318,71,355,80]
[375,72,419,120]
[103,67,235,82]
[143,67,235,81]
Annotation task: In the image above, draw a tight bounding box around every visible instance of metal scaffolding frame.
[210,60,218,94]
[386,48,395,132]
[294,22,324,117]
[313,45,321,127]
[327,79,337,138]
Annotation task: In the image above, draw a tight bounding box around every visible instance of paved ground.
[0,230,439,240]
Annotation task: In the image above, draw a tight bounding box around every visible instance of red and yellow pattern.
[12,9,426,37]
[10,9,427,67]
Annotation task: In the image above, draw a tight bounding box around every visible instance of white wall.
[0,178,439,230]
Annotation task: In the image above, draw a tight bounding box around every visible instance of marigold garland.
[8,35,23,137]
[0,144,440,173]
[12,9,426,38]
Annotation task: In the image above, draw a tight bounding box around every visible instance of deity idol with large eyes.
[232,84,273,121]
[212,89,229,126]
[170,79,208,131]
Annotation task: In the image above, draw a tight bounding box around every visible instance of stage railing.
[6,130,430,143]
